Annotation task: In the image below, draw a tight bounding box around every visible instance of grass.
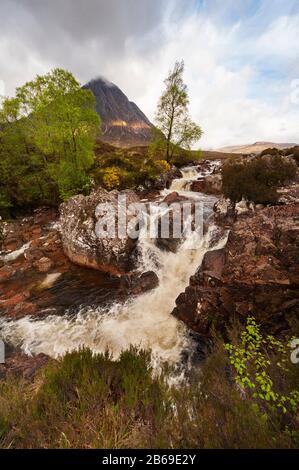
[0,320,298,449]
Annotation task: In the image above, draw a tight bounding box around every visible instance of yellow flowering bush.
[102,166,121,190]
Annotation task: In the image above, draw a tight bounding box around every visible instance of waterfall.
[0,163,226,370]
[169,166,199,192]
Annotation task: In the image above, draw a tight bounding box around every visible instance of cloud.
[0,0,298,148]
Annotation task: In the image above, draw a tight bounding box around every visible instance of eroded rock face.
[172,203,299,337]
[60,189,140,274]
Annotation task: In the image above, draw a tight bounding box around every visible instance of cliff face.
[83,77,153,147]
[172,190,299,337]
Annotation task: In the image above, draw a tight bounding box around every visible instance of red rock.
[0,265,16,282]
[33,257,53,273]
[172,203,299,337]
[162,192,188,204]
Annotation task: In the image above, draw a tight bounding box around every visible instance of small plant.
[225,317,299,415]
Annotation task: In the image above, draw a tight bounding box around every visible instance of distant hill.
[216,142,297,155]
[83,77,153,148]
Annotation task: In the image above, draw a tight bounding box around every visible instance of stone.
[172,203,299,337]
[119,270,159,295]
[33,257,53,273]
[60,188,140,274]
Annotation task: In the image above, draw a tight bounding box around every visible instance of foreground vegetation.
[1,318,298,449]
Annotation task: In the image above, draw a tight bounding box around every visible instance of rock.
[0,347,49,381]
[172,203,299,337]
[214,197,235,223]
[60,188,140,274]
[0,265,17,282]
[162,192,188,204]
[190,174,222,194]
[119,270,159,295]
[33,256,53,273]
[155,208,184,253]
[235,198,255,216]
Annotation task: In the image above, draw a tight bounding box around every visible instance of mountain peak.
[85,75,116,89]
[83,77,153,147]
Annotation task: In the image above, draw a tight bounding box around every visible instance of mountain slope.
[216,141,297,154]
[83,77,153,147]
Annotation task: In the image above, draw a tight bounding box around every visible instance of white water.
[169,166,200,191]
[0,241,31,263]
[0,164,227,369]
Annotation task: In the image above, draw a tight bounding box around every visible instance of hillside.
[84,77,153,148]
[216,141,297,154]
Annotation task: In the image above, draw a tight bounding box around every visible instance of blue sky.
[0,0,298,148]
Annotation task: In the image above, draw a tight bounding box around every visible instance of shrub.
[222,155,297,203]
[0,347,169,449]
[284,146,299,166]
[161,319,299,449]
[155,160,171,173]
[93,147,173,190]
[102,166,121,190]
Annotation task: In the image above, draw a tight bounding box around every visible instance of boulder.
[162,191,188,204]
[60,188,140,274]
[119,270,159,295]
[190,174,222,194]
[155,208,185,253]
[214,197,235,223]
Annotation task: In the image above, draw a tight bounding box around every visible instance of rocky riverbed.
[1,153,298,377]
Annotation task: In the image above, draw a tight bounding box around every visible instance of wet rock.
[60,188,140,274]
[33,256,53,273]
[214,197,235,223]
[172,203,299,337]
[190,174,222,194]
[0,265,17,282]
[162,191,188,204]
[155,209,184,253]
[119,270,159,295]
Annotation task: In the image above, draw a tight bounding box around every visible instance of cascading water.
[169,166,200,192]
[0,162,226,371]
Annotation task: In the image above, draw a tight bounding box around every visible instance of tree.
[154,60,202,163]
[0,68,100,212]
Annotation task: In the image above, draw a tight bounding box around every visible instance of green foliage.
[154,60,202,163]
[0,68,99,214]
[225,317,299,417]
[222,155,297,203]
[93,146,171,190]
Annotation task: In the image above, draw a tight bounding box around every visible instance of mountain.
[83,77,153,147]
[216,141,297,154]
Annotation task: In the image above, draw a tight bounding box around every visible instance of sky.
[0,0,298,149]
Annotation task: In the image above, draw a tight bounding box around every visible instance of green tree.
[154,60,202,163]
[0,68,100,212]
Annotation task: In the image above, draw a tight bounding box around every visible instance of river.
[0,163,227,374]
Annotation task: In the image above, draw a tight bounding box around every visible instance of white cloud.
[0,1,298,148]
[116,10,299,148]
